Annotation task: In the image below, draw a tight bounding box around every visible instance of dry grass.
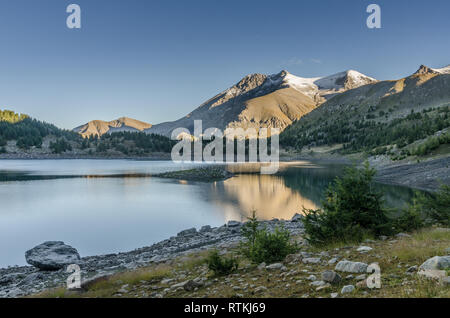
[31,228,449,299]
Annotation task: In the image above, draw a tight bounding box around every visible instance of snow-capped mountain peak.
[271,69,377,98]
[432,65,450,74]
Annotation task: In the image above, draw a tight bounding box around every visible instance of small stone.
[328,257,338,265]
[161,278,174,285]
[177,228,197,237]
[284,254,301,264]
[254,286,267,293]
[356,280,368,289]
[307,275,317,281]
[302,257,321,264]
[291,213,304,222]
[406,265,418,273]
[355,274,366,281]
[310,280,326,287]
[316,283,331,291]
[396,233,411,238]
[199,225,212,233]
[183,279,203,291]
[257,262,266,270]
[321,270,342,284]
[117,284,129,294]
[335,261,368,273]
[341,285,355,294]
[227,220,241,227]
[266,263,283,270]
[330,292,339,298]
[357,246,373,253]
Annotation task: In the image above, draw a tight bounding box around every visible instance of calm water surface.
[0,160,416,267]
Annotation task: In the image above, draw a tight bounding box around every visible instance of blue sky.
[0,0,449,129]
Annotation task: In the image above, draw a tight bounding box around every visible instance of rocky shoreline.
[0,218,305,298]
[374,156,450,192]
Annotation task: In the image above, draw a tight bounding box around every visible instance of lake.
[0,160,417,267]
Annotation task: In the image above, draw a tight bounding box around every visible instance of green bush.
[240,211,297,264]
[417,184,450,226]
[303,162,393,246]
[393,196,425,232]
[206,250,238,276]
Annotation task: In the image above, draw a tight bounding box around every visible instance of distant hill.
[0,110,172,157]
[145,69,377,138]
[74,117,152,138]
[0,109,79,150]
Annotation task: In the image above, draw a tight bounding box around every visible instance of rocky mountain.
[74,117,152,138]
[280,64,450,152]
[145,70,377,138]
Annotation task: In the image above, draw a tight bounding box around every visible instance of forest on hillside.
[0,110,175,155]
[280,105,450,159]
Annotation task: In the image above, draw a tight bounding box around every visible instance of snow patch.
[432,65,450,74]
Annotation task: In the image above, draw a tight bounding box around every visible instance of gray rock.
[227,221,241,228]
[356,246,373,253]
[307,275,317,281]
[417,269,446,280]
[355,274,366,281]
[328,257,338,265]
[330,292,339,298]
[291,213,304,222]
[321,270,342,284]
[284,253,302,264]
[183,279,203,291]
[257,262,266,270]
[0,273,25,286]
[199,225,212,233]
[335,261,368,273]
[25,241,81,270]
[302,257,321,264]
[341,285,355,294]
[254,286,267,293]
[443,276,450,286]
[310,280,326,287]
[266,263,284,270]
[177,228,197,237]
[396,233,411,238]
[17,272,44,286]
[419,256,450,271]
[300,252,312,258]
[406,265,418,273]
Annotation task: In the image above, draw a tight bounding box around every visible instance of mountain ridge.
[144,69,377,138]
[74,117,152,138]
